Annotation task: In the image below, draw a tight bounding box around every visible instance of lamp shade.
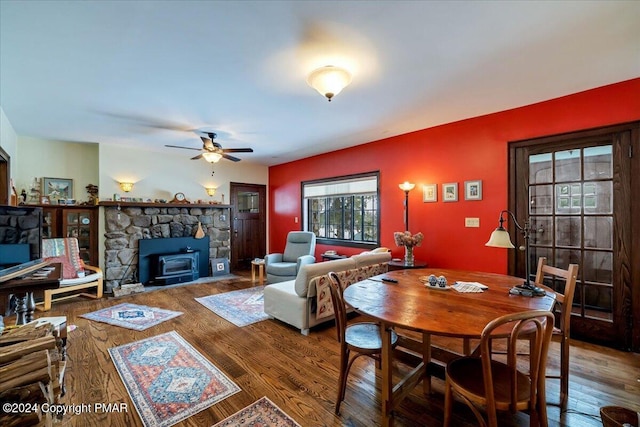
[398,181,416,192]
[119,182,134,193]
[202,152,222,163]
[485,228,516,248]
[307,66,352,101]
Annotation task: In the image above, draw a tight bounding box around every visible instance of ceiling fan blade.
[222,148,253,153]
[200,136,214,150]
[222,154,241,162]
[165,144,202,151]
[191,154,203,160]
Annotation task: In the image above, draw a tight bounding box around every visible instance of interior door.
[230,182,266,271]
[510,122,639,351]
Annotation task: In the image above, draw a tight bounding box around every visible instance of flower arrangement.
[393,231,424,248]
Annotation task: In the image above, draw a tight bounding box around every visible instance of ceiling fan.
[165,132,253,163]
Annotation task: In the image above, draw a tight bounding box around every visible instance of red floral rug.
[109,331,240,427]
[212,397,301,427]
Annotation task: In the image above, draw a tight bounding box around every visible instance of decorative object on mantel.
[42,177,73,203]
[394,231,424,267]
[171,192,189,203]
[85,184,99,205]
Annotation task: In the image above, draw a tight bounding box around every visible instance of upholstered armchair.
[40,237,103,311]
[265,231,316,283]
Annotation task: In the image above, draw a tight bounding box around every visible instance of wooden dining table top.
[343,268,557,339]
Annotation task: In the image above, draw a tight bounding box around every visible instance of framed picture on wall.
[42,177,73,201]
[422,184,437,202]
[442,182,458,202]
[464,180,483,201]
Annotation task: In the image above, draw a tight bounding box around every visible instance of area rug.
[212,397,301,427]
[195,286,269,327]
[80,302,182,331]
[109,331,240,427]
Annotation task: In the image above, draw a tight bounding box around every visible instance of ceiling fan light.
[307,66,352,101]
[202,152,222,163]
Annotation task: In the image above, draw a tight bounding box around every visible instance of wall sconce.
[485,210,545,296]
[202,152,223,163]
[398,181,415,231]
[119,182,134,193]
[205,187,217,197]
[307,65,352,102]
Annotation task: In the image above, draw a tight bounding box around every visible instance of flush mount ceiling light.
[307,65,352,101]
[202,152,222,163]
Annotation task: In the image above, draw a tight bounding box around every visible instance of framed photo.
[42,177,73,201]
[442,182,458,202]
[422,184,437,202]
[464,180,483,201]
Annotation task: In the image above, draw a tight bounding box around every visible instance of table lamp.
[485,210,545,297]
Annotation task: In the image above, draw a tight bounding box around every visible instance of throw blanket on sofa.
[314,263,389,321]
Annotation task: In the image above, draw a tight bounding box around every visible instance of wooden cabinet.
[37,205,98,266]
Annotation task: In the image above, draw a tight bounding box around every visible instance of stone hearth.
[103,205,230,292]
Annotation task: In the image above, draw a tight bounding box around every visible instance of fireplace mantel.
[100,201,231,209]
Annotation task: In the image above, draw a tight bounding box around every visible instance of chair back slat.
[534,257,579,333]
[328,272,348,344]
[479,310,555,420]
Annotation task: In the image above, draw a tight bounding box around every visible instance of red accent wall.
[268,78,640,274]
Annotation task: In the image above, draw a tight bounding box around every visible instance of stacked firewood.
[0,322,66,427]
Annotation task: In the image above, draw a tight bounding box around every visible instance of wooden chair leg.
[443,377,453,427]
[335,347,349,414]
[560,336,569,404]
[43,290,53,311]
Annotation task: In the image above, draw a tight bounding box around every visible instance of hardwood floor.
[20,273,640,426]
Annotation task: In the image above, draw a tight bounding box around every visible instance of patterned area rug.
[81,303,182,331]
[212,397,301,427]
[109,331,240,427]
[195,286,269,327]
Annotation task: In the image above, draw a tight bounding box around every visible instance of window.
[302,172,380,248]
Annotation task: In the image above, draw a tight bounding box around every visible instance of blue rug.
[195,286,268,327]
[109,331,240,427]
[81,303,182,330]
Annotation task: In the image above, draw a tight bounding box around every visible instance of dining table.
[342,267,557,427]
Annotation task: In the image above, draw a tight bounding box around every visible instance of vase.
[404,245,414,266]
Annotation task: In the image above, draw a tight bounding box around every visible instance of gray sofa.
[263,252,391,335]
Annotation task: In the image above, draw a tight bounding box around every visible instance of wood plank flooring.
[15,273,640,427]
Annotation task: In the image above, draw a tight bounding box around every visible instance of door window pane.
[238,191,260,213]
[529,184,553,214]
[584,181,612,214]
[529,153,552,184]
[584,217,612,249]
[555,150,581,182]
[584,146,612,180]
[583,250,612,284]
[555,217,581,247]
[530,216,552,246]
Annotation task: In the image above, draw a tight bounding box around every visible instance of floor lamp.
[399,181,415,231]
[485,210,545,297]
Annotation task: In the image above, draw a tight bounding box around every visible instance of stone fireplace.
[102,204,230,292]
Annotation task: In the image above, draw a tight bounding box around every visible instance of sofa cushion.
[294,258,356,297]
[351,252,392,268]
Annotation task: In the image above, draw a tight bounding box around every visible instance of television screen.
[0,205,43,278]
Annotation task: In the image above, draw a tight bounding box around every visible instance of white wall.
[15,136,99,201]
[99,144,268,203]
[0,106,18,182]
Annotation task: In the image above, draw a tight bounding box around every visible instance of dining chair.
[534,257,579,406]
[327,271,398,415]
[444,310,555,427]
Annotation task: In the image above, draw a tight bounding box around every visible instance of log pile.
[0,322,66,427]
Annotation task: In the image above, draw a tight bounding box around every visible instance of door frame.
[508,121,639,351]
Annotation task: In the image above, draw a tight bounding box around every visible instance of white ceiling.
[1,1,639,166]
